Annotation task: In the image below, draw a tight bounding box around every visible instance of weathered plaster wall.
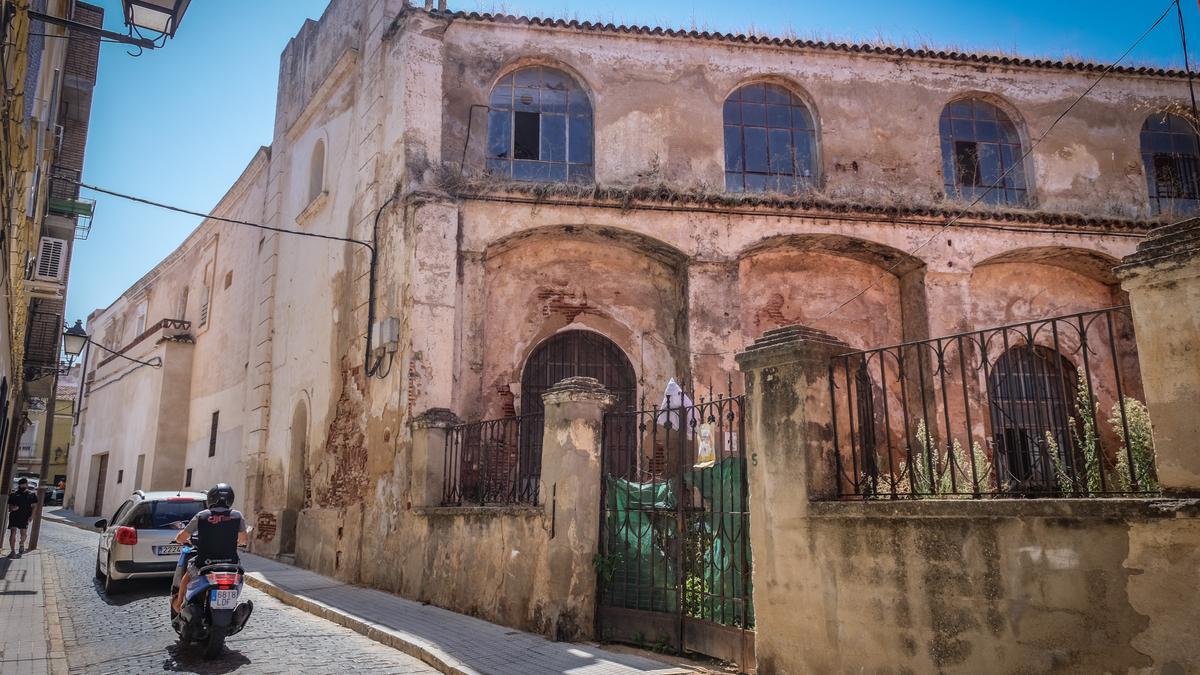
[754,501,1200,675]
[438,15,1192,218]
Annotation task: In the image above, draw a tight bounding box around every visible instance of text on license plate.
[153,545,181,556]
[210,588,239,609]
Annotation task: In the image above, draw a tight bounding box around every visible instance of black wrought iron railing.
[441,413,544,506]
[829,306,1159,499]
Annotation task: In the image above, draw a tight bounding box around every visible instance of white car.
[94,490,208,594]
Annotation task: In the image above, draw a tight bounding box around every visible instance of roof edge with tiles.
[425,8,1190,80]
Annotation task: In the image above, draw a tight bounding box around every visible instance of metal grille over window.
[723,82,817,193]
[486,66,594,184]
[939,98,1028,206]
[1141,112,1200,216]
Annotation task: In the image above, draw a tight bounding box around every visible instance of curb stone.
[38,552,69,675]
[243,572,480,675]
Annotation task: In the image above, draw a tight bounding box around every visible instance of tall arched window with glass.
[486,67,594,183]
[723,83,817,193]
[1141,112,1200,216]
[939,99,1028,206]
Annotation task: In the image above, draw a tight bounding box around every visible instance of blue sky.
[68,0,1199,321]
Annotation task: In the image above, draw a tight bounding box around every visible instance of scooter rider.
[171,483,248,614]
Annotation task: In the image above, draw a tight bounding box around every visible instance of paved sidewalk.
[0,549,65,675]
[240,553,691,675]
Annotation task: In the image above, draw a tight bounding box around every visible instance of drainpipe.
[28,363,62,550]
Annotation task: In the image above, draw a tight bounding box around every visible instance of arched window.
[308,139,325,204]
[939,98,1028,205]
[1140,112,1200,215]
[486,66,593,183]
[723,82,817,193]
[987,345,1077,494]
[520,330,636,481]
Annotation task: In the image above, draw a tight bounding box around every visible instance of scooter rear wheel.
[202,625,226,659]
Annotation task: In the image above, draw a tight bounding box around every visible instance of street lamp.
[62,320,88,363]
[122,0,190,38]
[20,0,191,52]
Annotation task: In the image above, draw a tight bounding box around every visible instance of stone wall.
[766,500,1200,674]
[736,319,1200,674]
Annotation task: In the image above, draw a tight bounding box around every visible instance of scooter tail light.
[114,526,137,545]
[206,572,241,586]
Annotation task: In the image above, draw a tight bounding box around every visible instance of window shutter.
[35,237,67,281]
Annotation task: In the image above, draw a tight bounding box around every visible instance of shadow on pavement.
[162,643,253,674]
[94,575,172,606]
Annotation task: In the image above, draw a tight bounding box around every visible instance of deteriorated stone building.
[67,2,1200,672]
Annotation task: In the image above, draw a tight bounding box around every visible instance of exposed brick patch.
[315,366,369,508]
[255,512,277,542]
[537,286,596,321]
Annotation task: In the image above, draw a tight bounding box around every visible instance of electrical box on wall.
[372,317,400,353]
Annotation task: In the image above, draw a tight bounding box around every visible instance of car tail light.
[207,571,241,588]
[114,526,137,545]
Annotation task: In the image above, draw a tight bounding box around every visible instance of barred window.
[486,66,593,184]
[723,83,817,193]
[939,98,1028,206]
[1141,112,1200,216]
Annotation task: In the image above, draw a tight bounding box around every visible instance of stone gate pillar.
[1117,219,1200,494]
[734,325,850,673]
[410,408,459,507]
[529,377,615,642]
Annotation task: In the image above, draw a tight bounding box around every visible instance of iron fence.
[598,388,754,640]
[441,413,544,505]
[829,306,1158,499]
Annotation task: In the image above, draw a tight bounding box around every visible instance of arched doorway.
[987,345,1078,494]
[280,401,307,556]
[518,330,637,483]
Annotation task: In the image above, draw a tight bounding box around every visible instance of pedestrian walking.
[7,478,38,558]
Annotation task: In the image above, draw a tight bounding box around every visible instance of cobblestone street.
[32,521,437,674]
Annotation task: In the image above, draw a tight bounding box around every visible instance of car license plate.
[210,588,239,609]
[153,544,182,556]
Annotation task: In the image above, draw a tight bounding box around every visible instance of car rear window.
[126,500,205,529]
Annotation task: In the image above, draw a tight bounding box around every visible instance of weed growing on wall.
[1111,397,1159,492]
[892,419,991,496]
[1068,369,1105,494]
[1050,371,1158,495]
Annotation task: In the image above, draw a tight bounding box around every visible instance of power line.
[811,0,1175,325]
[77,181,374,253]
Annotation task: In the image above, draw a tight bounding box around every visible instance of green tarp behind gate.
[601,456,753,626]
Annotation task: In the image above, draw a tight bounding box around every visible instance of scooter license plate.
[210,588,239,609]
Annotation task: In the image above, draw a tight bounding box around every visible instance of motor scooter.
[169,530,254,659]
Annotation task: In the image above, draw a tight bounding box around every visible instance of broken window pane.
[723,82,818,193]
[485,66,592,183]
[514,111,540,160]
[939,98,1028,205]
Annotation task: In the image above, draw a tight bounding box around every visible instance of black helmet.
[207,483,235,509]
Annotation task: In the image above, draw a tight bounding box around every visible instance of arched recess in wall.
[722,78,820,193]
[939,93,1033,207]
[485,62,594,184]
[476,223,688,421]
[281,398,309,556]
[308,138,326,204]
[736,233,926,348]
